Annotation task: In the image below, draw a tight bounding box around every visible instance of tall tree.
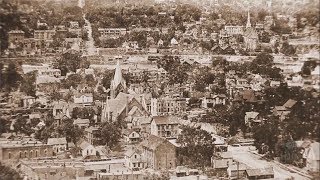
[20,71,37,96]
[5,62,21,91]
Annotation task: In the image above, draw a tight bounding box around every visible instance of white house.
[47,138,67,154]
[202,94,227,108]
[73,93,93,105]
[303,142,320,172]
[79,141,96,158]
[124,149,146,171]
[123,129,141,144]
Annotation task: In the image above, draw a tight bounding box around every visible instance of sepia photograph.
[0,0,319,179]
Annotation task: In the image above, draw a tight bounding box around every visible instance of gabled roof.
[47,138,67,145]
[79,141,94,150]
[245,112,259,119]
[140,135,173,151]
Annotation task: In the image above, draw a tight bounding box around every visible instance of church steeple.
[113,60,124,88]
[246,11,252,28]
[110,60,127,99]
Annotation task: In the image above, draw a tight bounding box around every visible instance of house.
[211,151,233,173]
[202,94,227,108]
[245,112,262,128]
[22,96,36,108]
[73,93,93,105]
[140,135,176,170]
[123,129,141,144]
[245,167,274,179]
[227,162,248,179]
[125,148,146,171]
[150,116,179,139]
[84,127,101,146]
[47,138,67,154]
[8,30,25,46]
[52,100,71,118]
[130,116,152,134]
[170,38,179,47]
[73,118,90,130]
[79,141,96,158]
[302,142,320,172]
[273,99,298,120]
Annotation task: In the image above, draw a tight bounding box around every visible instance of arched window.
[19,151,22,158]
[24,151,28,158]
[35,151,38,157]
[8,153,11,159]
[44,149,47,156]
[30,150,33,158]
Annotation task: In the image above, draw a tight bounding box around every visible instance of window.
[35,151,38,157]
[19,151,22,158]
[8,153,11,159]
[25,151,28,158]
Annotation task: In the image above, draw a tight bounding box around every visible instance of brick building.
[140,135,176,170]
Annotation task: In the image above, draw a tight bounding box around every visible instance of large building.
[150,116,179,139]
[98,28,127,39]
[150,96,186,116]
[8,30,25,46]
[140,135,176,170]
[0,140,54,161]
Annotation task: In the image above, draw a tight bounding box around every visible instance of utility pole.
[237,161,240,180]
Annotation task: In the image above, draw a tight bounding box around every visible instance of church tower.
[244,10,258,51]
[246,11,252,29]
[110,60,127,99]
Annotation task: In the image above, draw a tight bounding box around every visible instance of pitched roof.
[246,167,274,177]
[47,138,67,145]
[245,112,259,119]
[152,116,179,125]
[79,141,93,150]
[283,99,297,109]
[140,135,172,151]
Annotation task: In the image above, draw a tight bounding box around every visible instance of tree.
[300,60,317,75]
[253,116,280,155]
[101,70,115,90]
[281,41,296,56]
[0,162,22,180]
[57,119,84,144]
[4,62,21,92]
[62,74,82,89]
[0,118,9,135]
[177,126,215,167]
[54,51,86,76]
[20,71,37,97]
[99,121,122,148]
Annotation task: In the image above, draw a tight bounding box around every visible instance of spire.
[113,60,124,88]
[246,11,251,28]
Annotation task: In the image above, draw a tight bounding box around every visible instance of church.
[243,11,258,51]
[101,61,149,122]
